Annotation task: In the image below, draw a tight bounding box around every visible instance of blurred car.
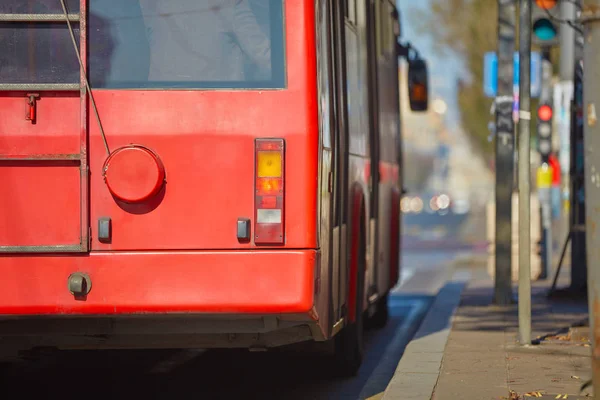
[401,192,470,216]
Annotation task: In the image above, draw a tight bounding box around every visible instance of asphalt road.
[0,246,460,400]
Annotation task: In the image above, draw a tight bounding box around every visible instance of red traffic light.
[538,104,553,122]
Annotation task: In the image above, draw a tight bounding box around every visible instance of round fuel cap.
[103,145,165,203]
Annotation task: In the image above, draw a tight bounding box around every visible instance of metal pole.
[539,48,553,280]
[560,0,577,81]
[518,0,532,346]
[494,0,516,306]
[582,0,600,392]
[571,0,588,293]
[559,0,578,289]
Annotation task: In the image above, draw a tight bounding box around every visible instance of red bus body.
[0,0,405,358]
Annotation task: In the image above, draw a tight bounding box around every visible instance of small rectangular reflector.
[257,151,282,178]
[257,209,282,224]
[260,196,277,209]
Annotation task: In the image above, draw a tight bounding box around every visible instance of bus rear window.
[0,23,80,84]
[0,0,81,85]
[0,0,80,14]
[89,0,286,89]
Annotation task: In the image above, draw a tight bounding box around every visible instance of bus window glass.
[345,0,356,24]
[0,1,80,84]
[0,24,80,84]
[317,0,332,149]
[385,2,395,55]
[89,0,286,89]
[0,0,80,14]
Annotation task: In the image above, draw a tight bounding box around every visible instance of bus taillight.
[255,139,285,245]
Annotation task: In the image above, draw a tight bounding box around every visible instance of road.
[0,245,460,399]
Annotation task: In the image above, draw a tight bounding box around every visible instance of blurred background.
[399,0,493,253]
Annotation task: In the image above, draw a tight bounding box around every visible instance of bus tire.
[367,292,389,329]
[332,224,366,377]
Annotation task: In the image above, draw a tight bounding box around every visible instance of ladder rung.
[0,83,80,91]
[0,244,84,253]
[0,13,80,22]
[0,154,81,162]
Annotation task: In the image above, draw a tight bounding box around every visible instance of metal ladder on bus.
[0,4,90,253]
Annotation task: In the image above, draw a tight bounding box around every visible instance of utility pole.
[560,0,577,80]
[494,0,516,306]
[517,0,532,346]
[557,0,578,292]
[569,0,588,293]
[582,0,600,392]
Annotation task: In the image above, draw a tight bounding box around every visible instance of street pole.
[570,0,588,293]
[582,0,600,392]
[570,59,586,291]
[517,0,532,346]
[539,48,553,281]
[494,0,516,306]
[557,0,579,292]
[560,0,577,81]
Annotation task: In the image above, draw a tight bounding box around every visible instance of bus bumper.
[0,250,317,316]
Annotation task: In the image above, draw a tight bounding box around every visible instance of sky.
[397,0,464,130]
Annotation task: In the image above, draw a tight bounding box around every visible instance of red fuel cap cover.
[103,145,165,203]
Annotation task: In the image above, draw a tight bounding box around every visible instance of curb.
[381,270,470,400]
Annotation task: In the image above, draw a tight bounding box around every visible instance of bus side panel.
[345,15,371,313]
[377,1,401,294]
[315,0,334,338]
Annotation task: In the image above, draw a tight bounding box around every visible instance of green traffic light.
[533,19,557,41]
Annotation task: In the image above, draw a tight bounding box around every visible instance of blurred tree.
[413,0,496,155]
[412,1,555,158]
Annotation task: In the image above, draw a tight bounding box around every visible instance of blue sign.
[483,52,542,98]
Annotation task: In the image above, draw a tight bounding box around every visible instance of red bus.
[0,0,427,375]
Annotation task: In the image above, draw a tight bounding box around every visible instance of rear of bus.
[0,0,322,353]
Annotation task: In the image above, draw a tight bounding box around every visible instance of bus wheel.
[367,292,389,329]
[332,231,366,377]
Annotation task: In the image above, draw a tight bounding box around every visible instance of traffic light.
[537,103,553,160]
[532,0,559,47]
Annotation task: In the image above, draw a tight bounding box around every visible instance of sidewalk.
[383,259,592,400]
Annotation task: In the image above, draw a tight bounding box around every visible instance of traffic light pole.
[517,0,532,346]
[539,48,553,281]
[582,0,600,392]
[494,0,516,306]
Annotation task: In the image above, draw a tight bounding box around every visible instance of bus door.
[0,1,90,253]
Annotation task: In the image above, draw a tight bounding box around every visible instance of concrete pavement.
[382,270,469,400]
[381,257,592,400]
